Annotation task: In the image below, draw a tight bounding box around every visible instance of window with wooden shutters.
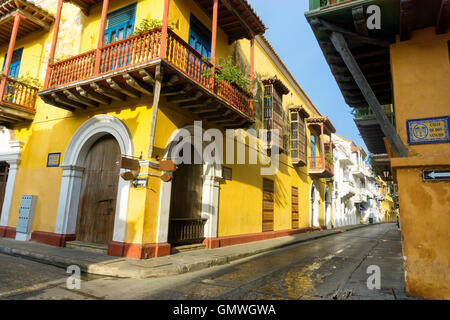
[290,108,308,166]
[291,186,299,229]
[262,178,274,232]
[263,84,284,150]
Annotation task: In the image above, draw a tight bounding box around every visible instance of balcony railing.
[309,155,334,174]
[354,105,394,122]
[1,76,38,112]
[309,0,349,10]
[45,27,252,118]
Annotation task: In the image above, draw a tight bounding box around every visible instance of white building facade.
[332,134,384,227]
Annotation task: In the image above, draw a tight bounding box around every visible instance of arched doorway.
[310,181,320,227]
[168,144,206,246]
[54,115,133,245]
[324,188,332,229]
[76,135,120,244]
[156,124,221,249]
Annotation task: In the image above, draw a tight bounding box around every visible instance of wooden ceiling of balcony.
[354,121,386,154]
[0,0,55,45]
[38,60,254,129]
[306,116,336,135]
[66,0,102,15]
[194,0,266,42]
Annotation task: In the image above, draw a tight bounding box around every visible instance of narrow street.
[0,223,408,300]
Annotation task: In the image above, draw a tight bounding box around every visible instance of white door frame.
[309,181,320,227]
[0,127,22,227]
[156,124,221,244]
[324,187,332,228]
[54,115,134,243]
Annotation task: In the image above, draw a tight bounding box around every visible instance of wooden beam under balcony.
[123,73,153,95]
[436,0,450,34]
[76,86,111,105]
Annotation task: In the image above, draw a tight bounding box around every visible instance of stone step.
[170,243,206,254]
[66,241,108,255]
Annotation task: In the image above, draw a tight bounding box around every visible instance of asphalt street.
[0,223,407,300]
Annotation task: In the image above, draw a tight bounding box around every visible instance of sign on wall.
[47,153,61,167]
[406,116,450,145]
[423,170,450,182]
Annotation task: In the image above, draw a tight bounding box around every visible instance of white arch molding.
[309,181,320,228]
[156,124,222,246]
[54,115,134,243]
[0,127,23,227]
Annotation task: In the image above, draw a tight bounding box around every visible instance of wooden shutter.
[291,186,299,229]
[290,110,307,166]
[264,84,283,150]
[262,178,274,232]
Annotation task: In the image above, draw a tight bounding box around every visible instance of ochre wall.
[390,27,450,299]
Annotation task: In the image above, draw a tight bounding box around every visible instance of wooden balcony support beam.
[123,73,153,95]
[163,74,179,87]
[179,98,213,109]
[40,94,74,112]
[51,92,86,110]
[161,83,193,96]
[148,64,163,158]
[138,69,155,85]
[90,83,126,101]
[76,86,111,105]
[63,89,98,108]
[190,103,221,115]
[106,78,141,98]
[330,32,408,157]
[166,90,202,103]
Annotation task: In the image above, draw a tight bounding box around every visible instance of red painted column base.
[30,231,76,247]
[0,226,16,239]
[108,241,171,259]
[203,237,220,249]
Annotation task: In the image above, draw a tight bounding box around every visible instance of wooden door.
[76,135,120,244]
[262,178,274,232]
[0,162,9,219]
[291,186,299,229]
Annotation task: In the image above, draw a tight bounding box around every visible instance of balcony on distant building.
[307,116,336,178]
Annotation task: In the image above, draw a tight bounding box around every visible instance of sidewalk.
[0,224,371,279]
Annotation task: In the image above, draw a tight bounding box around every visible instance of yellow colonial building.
[0,0,336,260]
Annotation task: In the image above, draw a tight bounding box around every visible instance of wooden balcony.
[0,76,38,124]
[38,28,253,129]
[309,155,334,178]
[309,0,348,11]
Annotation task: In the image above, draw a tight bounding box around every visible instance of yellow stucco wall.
[390,27,450,299]
[2,0,333,247]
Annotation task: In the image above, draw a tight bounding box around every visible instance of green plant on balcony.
[325,153,334,167]
[133,18,177,35]
[3,72,41,101]
[202,56,252,95]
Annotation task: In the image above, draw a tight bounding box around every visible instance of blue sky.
[248,0,367,152]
